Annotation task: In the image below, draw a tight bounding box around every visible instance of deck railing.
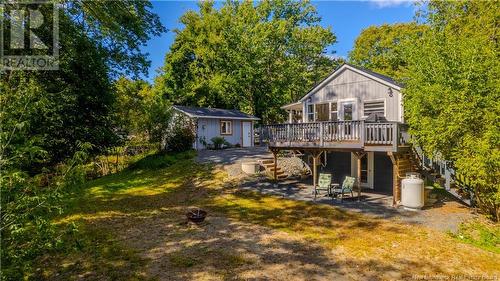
[261,121,408,151]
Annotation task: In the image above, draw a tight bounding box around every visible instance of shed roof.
[173,105,260,121]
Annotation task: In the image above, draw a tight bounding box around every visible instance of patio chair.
[331,176,356,201]
[314,173,332,197]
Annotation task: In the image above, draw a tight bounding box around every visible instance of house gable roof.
[299,63,403,102]
[173,105,260,121]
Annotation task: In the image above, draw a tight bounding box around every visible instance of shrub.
[164,114,196,153]
[211,137,227,150]
[0,143,92,280]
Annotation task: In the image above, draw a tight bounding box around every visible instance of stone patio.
[240,177,398,217]
[239,176,476,233]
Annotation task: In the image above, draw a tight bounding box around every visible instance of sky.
[141,0,416,82]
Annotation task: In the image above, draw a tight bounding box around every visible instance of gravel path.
[196,146,271,165]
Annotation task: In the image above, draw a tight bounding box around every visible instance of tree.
[349,23,428,79]
[155,0,339,123]
[141,91,173,149]
[403,1,499,220]
[1,0,165,168]
[63,0,166,78]
[1,1,165,277]
[113,77,151,139]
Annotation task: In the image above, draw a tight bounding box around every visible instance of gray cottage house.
[172,105,260,150]
[261,63,417,206]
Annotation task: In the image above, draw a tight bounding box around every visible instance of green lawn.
[36,152,499,280]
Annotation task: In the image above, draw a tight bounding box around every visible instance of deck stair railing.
[412,144,475,206]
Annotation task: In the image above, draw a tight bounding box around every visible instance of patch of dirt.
[397,196,478,233]
[108,213,352,281]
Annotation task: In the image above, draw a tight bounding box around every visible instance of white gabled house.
[262,63,415,206]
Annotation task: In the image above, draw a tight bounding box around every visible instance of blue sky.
[142,1,416,82]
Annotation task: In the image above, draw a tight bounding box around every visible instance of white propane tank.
[401,174,424,210]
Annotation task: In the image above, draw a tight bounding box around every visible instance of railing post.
[360,120,365,147]
[320,122,324,146]
[392,122,399,152]
[287,123,291,147]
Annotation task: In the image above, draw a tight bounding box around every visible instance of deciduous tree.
[156,0,339,123]
[403,0,499,220]
[349,23,427,79]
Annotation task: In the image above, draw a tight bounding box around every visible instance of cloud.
[366,0,413,8]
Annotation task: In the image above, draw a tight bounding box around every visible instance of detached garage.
[172,105,260,150]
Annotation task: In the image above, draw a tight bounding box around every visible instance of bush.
[1,143,91,280]
[210,137,230,150]
[164,114,196,153]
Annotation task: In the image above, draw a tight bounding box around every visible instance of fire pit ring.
[186,209,207,223]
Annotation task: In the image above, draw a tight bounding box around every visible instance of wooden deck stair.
[391,147,423,205]
[261,158,287,180]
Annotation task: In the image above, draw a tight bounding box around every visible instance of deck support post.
[271,148,279,182]
[388,151,400,207]
[353,152,367,202]
[311,150,323,201]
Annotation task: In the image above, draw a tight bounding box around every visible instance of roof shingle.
[173,105,260,120]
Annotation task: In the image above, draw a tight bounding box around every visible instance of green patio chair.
[332,176,356,201]
[314,173,332,197]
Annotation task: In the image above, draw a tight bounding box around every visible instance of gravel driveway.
[196,146,272,164]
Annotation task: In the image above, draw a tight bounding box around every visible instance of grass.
[452,220,500,254]
[40,151,500,280]
[33,225,148,281]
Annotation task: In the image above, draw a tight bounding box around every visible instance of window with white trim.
[220,120,232,135]
[330,102,338,121]
[307,104,314,122]
[363,100,385,117]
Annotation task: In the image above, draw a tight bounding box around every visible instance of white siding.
[303,68,402,122]
[196,118,250,149]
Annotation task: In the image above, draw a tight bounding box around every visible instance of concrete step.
[268,167,282,171]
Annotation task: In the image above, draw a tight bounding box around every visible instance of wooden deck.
[261,121,409,152]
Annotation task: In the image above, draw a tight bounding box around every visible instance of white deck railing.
[262,121,408,151]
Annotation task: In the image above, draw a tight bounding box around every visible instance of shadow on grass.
[42,154,498,280]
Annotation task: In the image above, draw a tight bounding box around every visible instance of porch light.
[387,88,393,97]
